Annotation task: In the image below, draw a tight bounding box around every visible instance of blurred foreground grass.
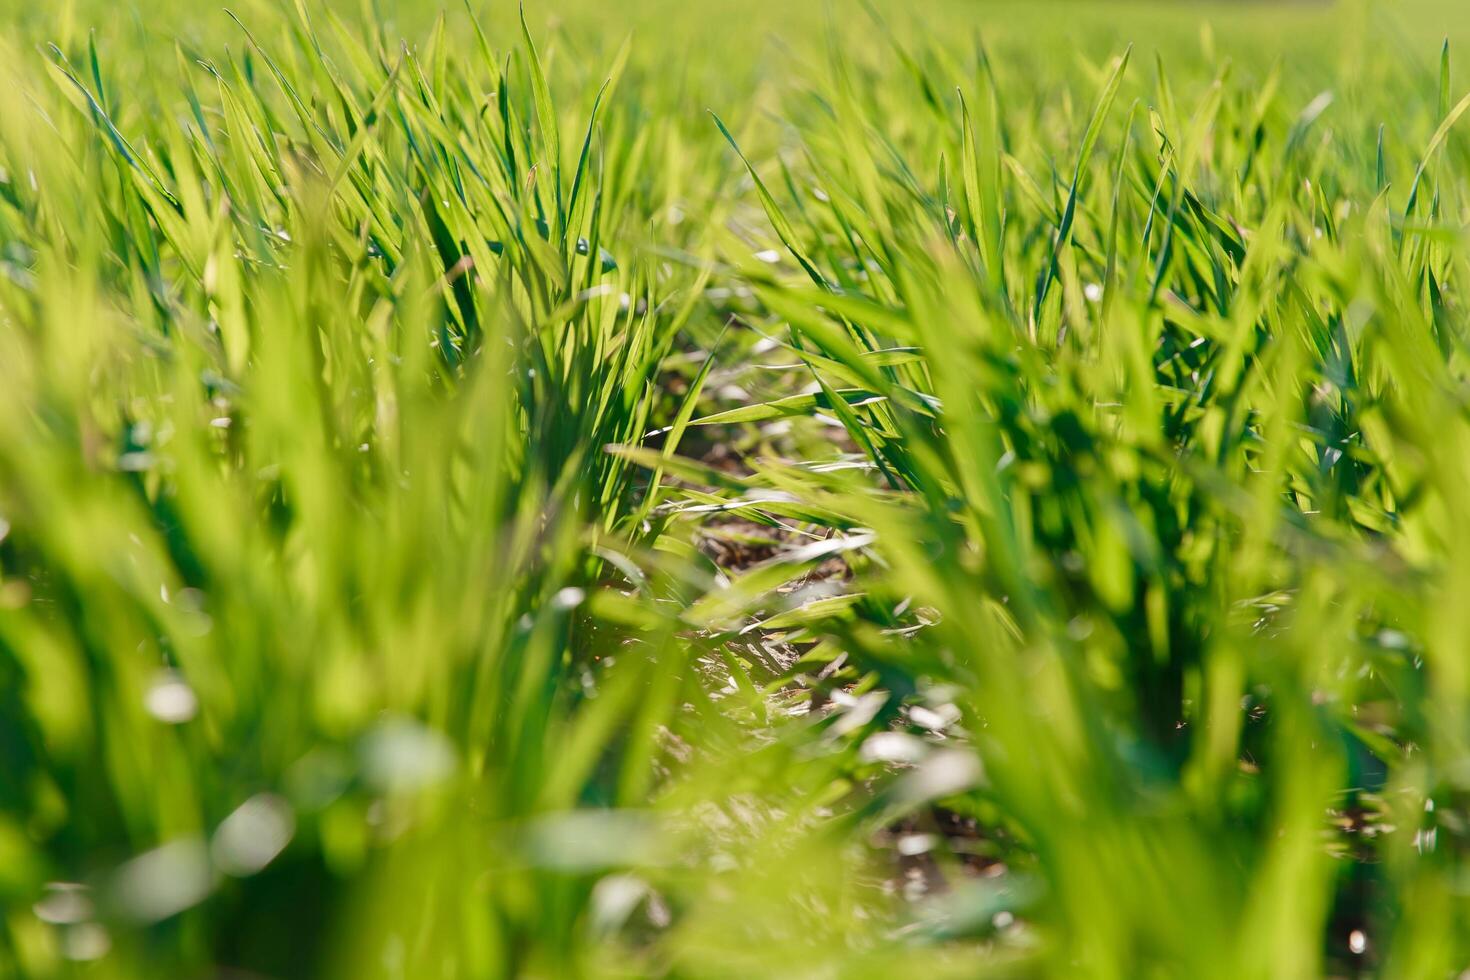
[3,0,1470,976]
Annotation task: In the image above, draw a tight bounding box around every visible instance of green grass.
[3,0,1470,976]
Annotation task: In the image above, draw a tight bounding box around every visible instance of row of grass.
[2,0,1470,976]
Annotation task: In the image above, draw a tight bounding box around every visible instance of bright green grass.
[2,0,1470,976]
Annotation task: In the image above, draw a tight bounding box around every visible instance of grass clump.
[2,0,1470,976]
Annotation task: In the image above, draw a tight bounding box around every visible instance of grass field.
[4,0,1470,976]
